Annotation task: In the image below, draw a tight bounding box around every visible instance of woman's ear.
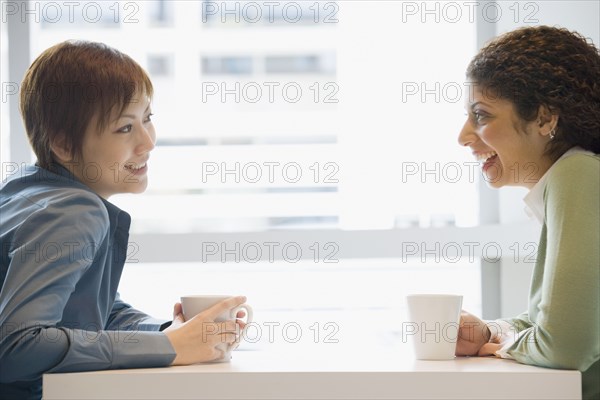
[49,132,73,163]
[536,105,559,138]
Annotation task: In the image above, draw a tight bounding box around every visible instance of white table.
[43,339,581,399]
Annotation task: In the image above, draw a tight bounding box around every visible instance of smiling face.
[458,85,554,189]
[69,93,156,199]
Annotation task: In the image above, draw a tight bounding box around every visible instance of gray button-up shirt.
[0,164,175,399]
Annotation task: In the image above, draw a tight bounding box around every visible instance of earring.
[549,127,556,140]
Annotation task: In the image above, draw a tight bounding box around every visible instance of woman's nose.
[137,125,156,155]
[458,119,475,147]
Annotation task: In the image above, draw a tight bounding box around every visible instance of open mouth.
[475,151,498,172]
[475,151,497,164]
[124,162,147,175]
[474,151,498,173]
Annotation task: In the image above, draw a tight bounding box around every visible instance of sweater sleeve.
[501,311,533,332]
[502,155,600,371]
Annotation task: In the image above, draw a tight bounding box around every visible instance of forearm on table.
[0,325,176,383]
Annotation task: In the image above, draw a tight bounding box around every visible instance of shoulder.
[548,153,599,180]
[2,164,107,214]
[38,187,109,220]
[546,153,600,191]
[2,175,110,243]
[544,153,600,214]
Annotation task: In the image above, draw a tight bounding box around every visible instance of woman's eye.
[473,111,487,124]
[117,124,133,133]
[144,113,154,123]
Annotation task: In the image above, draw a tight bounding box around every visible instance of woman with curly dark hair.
[455,26,599,400]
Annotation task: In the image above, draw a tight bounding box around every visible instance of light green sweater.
[502,153,600,400]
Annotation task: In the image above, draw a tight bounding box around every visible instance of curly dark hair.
[467,26,600,160]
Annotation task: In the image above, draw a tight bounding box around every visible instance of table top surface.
[43,335,582,400]
[46,344,575,374]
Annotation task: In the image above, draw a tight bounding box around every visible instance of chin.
[483,171,503,188]
[131,185,148,194]
[485,180,505,189]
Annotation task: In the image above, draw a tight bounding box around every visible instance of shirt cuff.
[159,320,172,331]
[485,320,517,360]
[137,317,172,332]
[495,341,515,359]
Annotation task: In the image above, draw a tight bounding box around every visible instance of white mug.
[405,294,463,360]
[180,295,254,362]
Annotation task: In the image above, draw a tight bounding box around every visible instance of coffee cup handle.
[229,304,253,351]
[231,304,253,324]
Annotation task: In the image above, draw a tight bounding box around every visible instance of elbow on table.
[544,350,599,372]
[0,328,62,383]
[534,333,599,372]
[0,346,36,383]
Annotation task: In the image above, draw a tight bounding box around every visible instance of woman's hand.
[455,310,491,356]
[164,296,247,365]
[478,342,503,356]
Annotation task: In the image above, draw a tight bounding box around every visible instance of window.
[1,18,9,177]
[148,0,174,26]
[202,56,254,75]
[265,55,335,74]
[5,0,488,321]
[38,1,122,29]
[147,54,174,77]
[201,0,339,26]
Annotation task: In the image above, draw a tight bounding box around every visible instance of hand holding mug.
[455,310,491,356]
[164,295,252,365]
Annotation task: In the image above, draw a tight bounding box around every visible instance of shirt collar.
[523,146,594,223]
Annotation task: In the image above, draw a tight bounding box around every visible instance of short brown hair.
[467,26,600,160]
[20,40,153,170]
